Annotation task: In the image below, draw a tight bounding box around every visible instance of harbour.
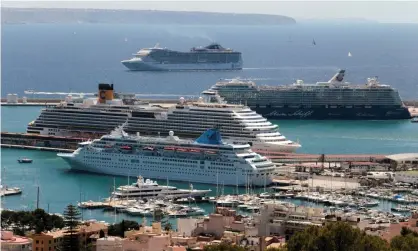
[2,17,418,251]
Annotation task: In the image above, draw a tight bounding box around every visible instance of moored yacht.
[112,176,210,199]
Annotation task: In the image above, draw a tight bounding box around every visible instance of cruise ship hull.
[121,60,242,71]
[59,153,273,187]
[253,107,412,120]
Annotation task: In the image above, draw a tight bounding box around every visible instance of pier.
[258,151,386,163]
[0,144,73,153]
[1,132,87,152]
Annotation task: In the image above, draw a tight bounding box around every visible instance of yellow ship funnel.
[97,83,114,104]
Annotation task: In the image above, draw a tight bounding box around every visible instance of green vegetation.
[390,227,418,251]
[286,222,389,251]
[107,220,140,237]
[61,204,81,251]
[0,209,64,235]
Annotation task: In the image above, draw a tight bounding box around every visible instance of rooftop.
[386,153,418,161]
[1,231,32,244]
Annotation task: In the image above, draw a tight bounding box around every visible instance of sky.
[2,0,418,23]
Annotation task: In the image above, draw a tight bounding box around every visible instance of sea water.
[2,22,418,223]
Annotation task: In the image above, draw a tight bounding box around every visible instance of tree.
[61,204,81,251]
[1,209,64,235]
[99,229,105,238]
[400,227,418,237]
[286,222,390,251]
[107,220,140,237]
[164,222,172,232]
[391,228,418,251]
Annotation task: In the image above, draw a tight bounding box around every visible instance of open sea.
[1,23,418,223]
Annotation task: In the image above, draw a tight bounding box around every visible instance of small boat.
[411,117,418,123]
[17,158,33,163]
[391,206,410,212]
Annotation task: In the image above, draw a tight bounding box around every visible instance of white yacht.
[112,176,210,199]
[27,83,300,153]
[58,127,277,186]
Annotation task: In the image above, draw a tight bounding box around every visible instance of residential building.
[1,231,32,251]
[31,221,108,251]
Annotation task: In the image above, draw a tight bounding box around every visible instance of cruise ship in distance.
[121,43,243,71]
[204,70,411,120]
[58,128,276,186]
[27,83,300,153]
[111,176,211,199]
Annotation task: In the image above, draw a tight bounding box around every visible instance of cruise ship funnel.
[98,83,114,104]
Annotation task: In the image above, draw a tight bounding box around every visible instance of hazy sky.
[3,1,418,23]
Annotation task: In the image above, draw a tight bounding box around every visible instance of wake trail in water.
[243,66,338,71]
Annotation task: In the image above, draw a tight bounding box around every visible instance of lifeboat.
[176,148,189,152]
[164,147,175,151]
[143,146,154,151]
[104,145,113,148]
[120,145,132,150]
[205,151,217,154]
[190,149,201,153]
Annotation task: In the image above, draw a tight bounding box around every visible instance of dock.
[1,144,73,153]
[257,151,386,163]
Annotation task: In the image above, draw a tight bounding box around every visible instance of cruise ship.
[27,84,300,153]
[112,176,211,199]
[58,128,276,186]
[204,70,411,120]
[121,43,243,71]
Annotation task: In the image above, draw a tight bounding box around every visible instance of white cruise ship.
[27,83,300,152]
[121,43,243,71]
[58,127,276,186]
[112,176,211,199]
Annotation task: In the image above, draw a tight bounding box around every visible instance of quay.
[0,144,73,153]
[1,133,413,168]
[1,132,87,152]
[258,151,386,163]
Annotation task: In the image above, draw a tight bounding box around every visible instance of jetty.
[1,144,73,153]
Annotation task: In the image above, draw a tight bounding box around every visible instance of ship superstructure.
[58,128,276,186]
[121,43,243,71]
[27,84,300,152]
[204,70,411,120]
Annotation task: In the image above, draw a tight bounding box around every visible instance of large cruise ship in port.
[58,127,276,186]
[204,70,411,120]
[121,43,243,71]
[27,84,300,153]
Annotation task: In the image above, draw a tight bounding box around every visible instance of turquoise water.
[1,106,417,223]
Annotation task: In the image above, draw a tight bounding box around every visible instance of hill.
[1,8,296,25]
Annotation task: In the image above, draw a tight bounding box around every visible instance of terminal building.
[385,153,418,170]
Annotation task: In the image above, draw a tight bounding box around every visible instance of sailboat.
[312,39,316,45]
[348,52,352,57]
